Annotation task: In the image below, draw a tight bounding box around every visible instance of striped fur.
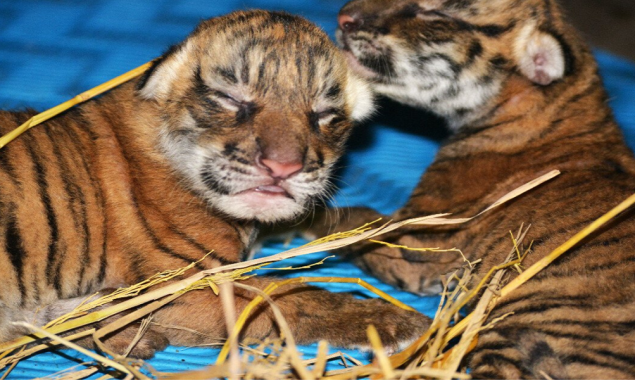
[326,0,635,377]
[0,11,426,358]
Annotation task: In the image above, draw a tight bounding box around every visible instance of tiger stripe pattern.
[0,10,427,358]
[320,0,635,377]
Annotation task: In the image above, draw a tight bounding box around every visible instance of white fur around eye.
[211,92,241,112]
[345,72,376,121]
[318,113,337,125]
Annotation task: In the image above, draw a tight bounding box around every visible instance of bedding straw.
[0,61,152,150]
[0,171,566,379]
[1,65,619,378]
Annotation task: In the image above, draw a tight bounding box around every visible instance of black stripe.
[493,293,595,317]
[493,325,609,346]
[96,238,108,287]
[474,340,516,352]
[472,352,523,371]
[128,250,146,284]
[241,59,250,84]
[130,197,209,272]
[216,67,238,84]
[325,83,341,99]
[465,40,483,66]
[452,115,524,141]
[550,318,635,333]
[46,126,87,298]
[63,113,108,293]
[6,208,27,305]
[562,353,635,375]
[306,54,315,91]
[59,126,94,294]
[200,165,232,195]
[258,61,266,85]
[565,80,599,105]
[0,145,19,184]
[25,137,60,294]
[168,225,236,266]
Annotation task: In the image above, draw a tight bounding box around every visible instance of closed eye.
[208,88,258,122]
[210,90,242,109]
[195,68,245,111]
[417,10,451,20]
[309,108,344,131]
[317,108,342,123]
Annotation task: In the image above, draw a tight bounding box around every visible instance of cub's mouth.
[239,185,293,199]
[200,162,316,223]
[225,181,306,223]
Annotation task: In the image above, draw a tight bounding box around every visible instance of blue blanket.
[1,1,635,378]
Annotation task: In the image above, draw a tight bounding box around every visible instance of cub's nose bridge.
[253,111,308,178]
[256,136,306,179]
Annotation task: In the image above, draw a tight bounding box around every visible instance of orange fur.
[0,10,425,358]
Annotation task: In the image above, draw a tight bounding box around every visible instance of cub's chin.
[212,188,308,224]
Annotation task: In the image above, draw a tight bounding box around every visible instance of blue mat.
[1,1,635,378]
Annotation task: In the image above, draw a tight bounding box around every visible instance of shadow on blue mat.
[1,1,635,378]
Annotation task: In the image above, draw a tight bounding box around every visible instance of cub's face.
[336,0,572,128]
[138,11,373,223]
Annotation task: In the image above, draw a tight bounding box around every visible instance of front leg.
[149,276,429,353]
[306,207,464,294]
[37,275,427,359]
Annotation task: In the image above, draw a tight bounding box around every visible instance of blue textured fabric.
[1,1,635,378]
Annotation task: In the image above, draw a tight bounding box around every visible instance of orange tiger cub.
[320,0,635,378]
[0,10,427,358]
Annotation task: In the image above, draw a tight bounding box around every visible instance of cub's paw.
[360,299,430,354]
[97,324,169,359]
[66,288,170,359]
[301,297,430,354]
[352,234,464,295]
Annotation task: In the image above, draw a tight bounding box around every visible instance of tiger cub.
[0,10,427,358]
[320,0,635,378]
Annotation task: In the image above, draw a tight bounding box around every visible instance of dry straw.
[0,61,152,150]
[0,161,568,379]
[2,62,635,379]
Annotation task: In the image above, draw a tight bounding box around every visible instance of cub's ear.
[137,42,193,100]
[345,73,375,121]
[513,26,566,86]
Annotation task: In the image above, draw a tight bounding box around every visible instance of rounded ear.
[345,72,376,121]
[513,26,565,86]
[137,42,193,100]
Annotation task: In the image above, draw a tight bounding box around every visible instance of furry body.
[0,10,425,358]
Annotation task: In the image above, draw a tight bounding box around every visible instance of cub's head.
[336,0,584,128]
[137,11,373,223]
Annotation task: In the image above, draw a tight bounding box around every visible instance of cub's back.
[0,109,110,309]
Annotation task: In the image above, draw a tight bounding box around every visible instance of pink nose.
[338,13,359,32]
[260,158,303,179]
